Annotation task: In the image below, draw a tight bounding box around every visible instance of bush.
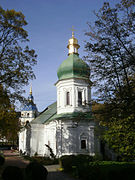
[23,156,58,165]
[59,155,135,180]
[59,155,75,172]
[98,162,135,180]
[59,154,97,179]
[59,154,95,171]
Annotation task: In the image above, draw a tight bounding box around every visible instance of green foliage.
[0,6,37,142]
[60,155,135,180]
[85,0,135,160]
[85,1,135,107]
[0,85,20,141]
[59,154,99,179]
[104,115,135,161]
[23,156,59,165]
[0,6,37,102]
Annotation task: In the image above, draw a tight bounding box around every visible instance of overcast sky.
[1,0,119,112]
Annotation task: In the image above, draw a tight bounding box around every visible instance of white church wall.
[56,78,91,114]
[30,124,45,156]
[19,129,27,153]
[44,122,57,157]
[30,122,57,157]
[55,120,96,157]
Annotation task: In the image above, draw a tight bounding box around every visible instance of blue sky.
[1,0,119,112]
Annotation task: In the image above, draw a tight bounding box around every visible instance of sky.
[0,0,119,112]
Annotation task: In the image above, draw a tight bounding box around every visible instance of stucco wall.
[29,119,99,158]
[55,120,96,157]
[56,78,91,114]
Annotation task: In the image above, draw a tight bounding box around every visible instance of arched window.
[27,113,29,117]
[66,92,70,105]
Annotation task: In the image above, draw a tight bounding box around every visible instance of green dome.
[57,54,90,80]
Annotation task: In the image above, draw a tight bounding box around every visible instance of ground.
[0,150,78,180]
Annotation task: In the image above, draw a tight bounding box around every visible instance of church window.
[81,140,86,149]
[66,92,70,105]
[27,113,29,117]
[78,91,82,105]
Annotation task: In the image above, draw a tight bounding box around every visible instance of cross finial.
[71,26,75,37]
[30,84,32,95]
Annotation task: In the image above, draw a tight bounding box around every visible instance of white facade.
[56,78,91,114]
[19,124,31,155]
[29,120,100,157]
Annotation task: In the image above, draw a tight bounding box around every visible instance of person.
[2,166,23,180]
[25,162,48,180]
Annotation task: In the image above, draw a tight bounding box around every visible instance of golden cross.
[71,26,75,37]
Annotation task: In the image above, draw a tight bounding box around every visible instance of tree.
[0,84,20,143]
[0,7,37,142]
[0,7,37,102]
[84,0,135,160]
[104,115,135,161]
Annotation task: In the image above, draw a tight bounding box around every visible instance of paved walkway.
[3,150,29,168]
[2,150,78,180]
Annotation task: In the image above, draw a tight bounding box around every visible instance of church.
[19,32,101,157]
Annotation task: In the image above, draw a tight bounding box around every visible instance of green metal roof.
[57,54,90,80]
[49,111,93,122]
[30,102,92,125]
[31,102,57,124]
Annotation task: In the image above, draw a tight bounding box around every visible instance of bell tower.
[20,86,38,126]
[56,32,91,114]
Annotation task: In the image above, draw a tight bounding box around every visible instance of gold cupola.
[67,31,80,56]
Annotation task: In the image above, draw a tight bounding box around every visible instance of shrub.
[59,154,97,179]
[59,155,75,172]
[23,156,58,165]
[59,155,135,180]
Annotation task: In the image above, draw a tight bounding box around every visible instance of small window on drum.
[66,92,70,105]
[78,91,82,105]
[81,140,86,149]
[27,113,29,117]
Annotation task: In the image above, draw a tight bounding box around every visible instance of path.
[2,150,78,180]
[3,150,29,168]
